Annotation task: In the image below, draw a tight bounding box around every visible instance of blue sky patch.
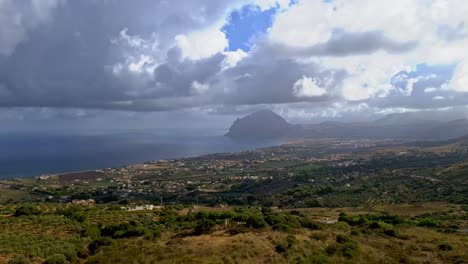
[222,5,277,52]
[390,63,456,96]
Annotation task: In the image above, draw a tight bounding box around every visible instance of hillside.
[0,203,466,263]
[1,137,468,263]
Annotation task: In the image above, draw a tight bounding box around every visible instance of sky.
[1,0,468,131]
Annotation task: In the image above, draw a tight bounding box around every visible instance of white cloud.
[449,59,468,92]
[424,87,438,93]
[129,55,155,74]
[292,76,327,98]
[254,0,290,11]
[176,23,228,60]
[191,81,210,94]
[223,49,248,70]
[267,0,468,104]
[269,1,333,47]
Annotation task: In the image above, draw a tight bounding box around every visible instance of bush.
[335,222,350,231]
[384,228,398,237]
[59,206,86,222]
[310,232,328,241]
[100,223,148,239]
[333,235,360,258]
[438,243,453,251]
[275,234,297,254]
[369,221,393,230]
[417,218,441,228]
[45,254,66,264]
[7,255,30,264]
[300,218,321,230]
[88,237,114,255]
[246,215,267,229]
[194,219,216,235]
[13,206,41,217]
[62,246,78,262]
[325,244,338,256]
[228,225,249,235]
[273,223,292,232]
[306,253,330,264]
[81,224,100,240]
[275,243,288,253]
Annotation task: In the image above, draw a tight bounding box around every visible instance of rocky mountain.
[225,110,293,139]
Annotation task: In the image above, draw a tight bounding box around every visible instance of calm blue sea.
[0,129,279,179]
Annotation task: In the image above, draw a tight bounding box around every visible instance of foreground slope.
[0,203,466,263]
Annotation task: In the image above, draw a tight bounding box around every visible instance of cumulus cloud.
[293,76,327,98]
[450,60,468,92]
[175,23,229,60]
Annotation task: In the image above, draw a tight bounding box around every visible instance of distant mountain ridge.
[226,110,468,141]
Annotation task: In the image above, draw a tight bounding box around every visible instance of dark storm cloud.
[261,30,417,58]
[152,48,226,97]
[0,0,237,111]
[0,0,348,112]
[216,53,346,105]
[310,31,417,56]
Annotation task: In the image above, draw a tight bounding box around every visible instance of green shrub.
[100,223,148,239]
[273,223,292,232]
[333,235,360,258]
[369,221,393,230]
[228,225,249,235]
[13,206,41,217]
[275,234,297,254]
[384,228,398,237]
[300,218,321,230]
[325,244,338,256]
[306,253,330,264]
[417,218,441,228]
[45,254,66,264]
[81,224,100,240]
[62,246,78,261]
[246,214,267,229]
[194,218,216,235]
[438,243,453,251]
[88,237,114,255]
[310,232,328,241]
[275,243,288,253]
[7,255,30,264]
[335,222,350,231]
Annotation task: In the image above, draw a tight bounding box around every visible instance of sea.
[0,129,280,179]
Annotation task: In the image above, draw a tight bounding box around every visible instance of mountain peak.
[242,109,285,121]
[225,110,292,139]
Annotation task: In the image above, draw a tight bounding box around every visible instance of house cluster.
[121,204,163,211]
[71,199,96,206]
